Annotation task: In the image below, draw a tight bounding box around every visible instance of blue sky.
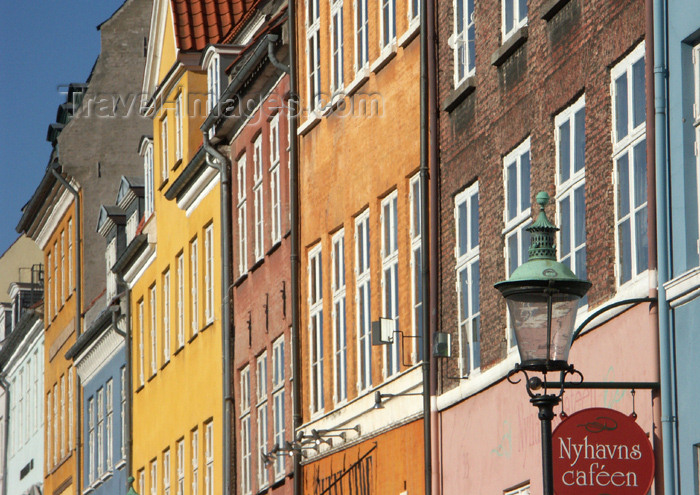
[0,0,129,254]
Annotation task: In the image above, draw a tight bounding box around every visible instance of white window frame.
[240,365,251,495]
[164,448,171,495]
[68,219,74,291]
[452,0,475,86]
[381,192,400,377]
[150,285,158,375]
[408,0,420,24]
[138,300,145,386]
[330,0,344,93]
[177,439,185,495]
[506,484,531,495]
[161,115,169,181]
[355,210,372,392]
[306,0,322,110]
[409,175,423,363]
[253,135,265,262]
[106,378,113,469]
[139,469,145,495]
[88,396,95,481]
[53,242,58,316]
[611,43,648,287]
[308,245,324,415]
[191,429,199,495]
[272,336,285,480]
[455,182,480,377]
[47,252,52,320]
[177,253,185,348]
[205,422,214,495]
[68,366,73,450]
[205,224,215,323]
[120,367,126,459]
[151,459,158,495]
[163,269,171,362]
[502,0,527,42]
[269,114,282,245]
[127,210,138,244]
[97,387,104,474]
[555,95,587,296]
[175,92,183,162]
[61,230,66,303]
[237,155,248,275]
[503,137,531,349]
[52,384,57,465]
[332,230,347,403]
[256,353,269,488]
[380,0,397,50]
[47,390,52,470]
[191,238,199,335]
[106,238,117,301]
[145,144,155,218]
[207,55,221,115]
[354,0,369,72]
[60,374,66,456]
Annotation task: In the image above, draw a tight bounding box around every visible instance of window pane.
[508,233,518,275]
[633,140,647,208]
[559,120,570,183]
[635,206,648,273]
[507,162,517,220]
[521,228,530,263]
[472,315,480,369]
[518,0,527,21]
[470,192,479,249]
[471,259,480,314]
[615,73,629,141]
[619,219,632,283]
[520,150,530,213]
[467,25,475,71]
[617,154,630,217]
[574,185,585,247]
[632,59,646,129]
[574,107,585,173]
[458,201,468,255]
[459,268,469,320]
[560,196,571,257]
[505,0,514,34]
[575,245,587,280]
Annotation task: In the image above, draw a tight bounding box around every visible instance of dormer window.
[207,55,221,115]
[106,238,117,301]
[127,210,139,244]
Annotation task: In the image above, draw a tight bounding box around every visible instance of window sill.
[540,0,571,20]
[100,471,113,482]
[114,459,127,470]
[345,68,370,99]
[158,178,170,191]
[257,484,270,494]
[173,158,183,171]
[399,20,420,48]
[371,43,398,75]
[188,331,199,344]
[201,320,214,333]
[136,383,144,393]
[234,272,249,287]
[320,91,347,117]
[250,257,265,273]
[491,25,528,67]
[174,344,185,356]
[443,76,476,113]
[298,112,322,136]
[148,372,157,382]
[160,359,170,371]
[266,240,282,257]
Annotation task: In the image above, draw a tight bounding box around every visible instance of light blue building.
[66,176,143,495]
[655,0,700,492]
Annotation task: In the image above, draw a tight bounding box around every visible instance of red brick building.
[434,0,658,492]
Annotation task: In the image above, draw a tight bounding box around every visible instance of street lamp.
[495,191,591,495]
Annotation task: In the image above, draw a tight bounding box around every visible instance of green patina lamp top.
[127,476,139,495]
[500,191,589,291]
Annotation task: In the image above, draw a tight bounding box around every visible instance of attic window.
[127,210,138,244]
[207,55,221,116]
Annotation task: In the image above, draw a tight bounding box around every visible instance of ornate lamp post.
[495,192,591,495]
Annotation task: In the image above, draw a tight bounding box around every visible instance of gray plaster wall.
[57,0,153,314]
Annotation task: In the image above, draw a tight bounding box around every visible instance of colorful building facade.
[294,0,426,489]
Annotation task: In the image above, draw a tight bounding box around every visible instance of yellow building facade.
[127,1,230,494]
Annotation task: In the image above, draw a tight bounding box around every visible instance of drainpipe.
[50,162,82,493]
[420,1,435,495]
[644,2,666,492]
[267,35,291,74]
[202,134,234,495]
[287,0,302,492]
[111,279,133,480]
[0,376,10,495]
[652,0,679,491]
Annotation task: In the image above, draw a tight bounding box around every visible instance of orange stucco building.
[295,0,426,490]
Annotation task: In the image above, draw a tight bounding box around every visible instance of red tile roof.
[171,0,253,51]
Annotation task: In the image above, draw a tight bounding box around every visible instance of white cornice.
[35,187,75,249]
[123,244,156,289]
[4,320,44,377]
[178,166,220,217]
[73,325,125,383]
[142,0,169,103]
[664,266,700,307]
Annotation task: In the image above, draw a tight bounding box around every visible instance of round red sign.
[552,407,654,495]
